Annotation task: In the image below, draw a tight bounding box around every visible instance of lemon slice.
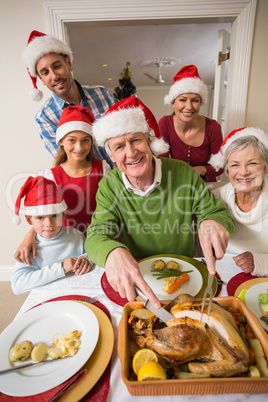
[132,348,158,376]
[138,361,167,381]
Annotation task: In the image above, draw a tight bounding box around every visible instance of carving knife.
[135,287,174,325]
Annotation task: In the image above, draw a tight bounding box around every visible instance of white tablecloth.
[15,254,267,401]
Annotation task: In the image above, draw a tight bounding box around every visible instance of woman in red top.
[159,65,224,182]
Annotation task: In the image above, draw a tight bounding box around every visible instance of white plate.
[0,301,99,397]
[245,282,268,331]
[139,255,203,300]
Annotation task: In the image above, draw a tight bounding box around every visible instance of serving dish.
[118,297,268,395]
[0,301,99,397]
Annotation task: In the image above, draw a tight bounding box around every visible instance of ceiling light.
[108,78,112,81]
[102,64,108,67]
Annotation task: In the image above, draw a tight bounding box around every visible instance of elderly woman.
[209,127,268,276]
[159,65,224,182]
[85,96,235,307]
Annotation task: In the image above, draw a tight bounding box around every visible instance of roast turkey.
[130,294,249,377]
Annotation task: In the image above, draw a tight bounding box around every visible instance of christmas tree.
[113,62,136,101]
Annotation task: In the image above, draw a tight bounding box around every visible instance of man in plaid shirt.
[22,30,116,168]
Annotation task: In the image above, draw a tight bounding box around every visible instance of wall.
[1,0,267,278]
[246,0,268,132]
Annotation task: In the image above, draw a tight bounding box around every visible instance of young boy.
[11,176,92,295]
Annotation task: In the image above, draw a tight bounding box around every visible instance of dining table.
[8,253,268,401]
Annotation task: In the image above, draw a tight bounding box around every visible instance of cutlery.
[201,258,226,285]
[0,359,67,375]
[78,296,100,304]
[200,273,214,322]
[135,287,174,325]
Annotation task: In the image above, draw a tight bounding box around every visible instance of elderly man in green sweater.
[85,97,235,308]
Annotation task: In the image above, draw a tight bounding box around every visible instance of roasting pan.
[118,297,268,395]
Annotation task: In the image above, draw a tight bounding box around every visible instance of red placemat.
[227,272,257,296]
[101,272,128,307]
[0,295,111,402]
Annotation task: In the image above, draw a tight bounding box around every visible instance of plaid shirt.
[35,81,116,168]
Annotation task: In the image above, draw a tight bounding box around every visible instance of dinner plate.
[60,301,114,402]
[138,254,203,300]
[245,282,268,331]
[234,277,268,298]
[0,301,99,397]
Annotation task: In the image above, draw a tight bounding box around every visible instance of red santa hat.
[164,65,208,106]
[56,106,95,144]
[209,127,268,171]
[22,30,73,102]
[92,96,170,156]
[13,176,67,225]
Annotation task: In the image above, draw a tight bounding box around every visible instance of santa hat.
[209,127,268,171]
[13,176,67,225]
[56,106,95,144]
[164,65,208,106]
[92,96,170,156]
[22,30,73,102]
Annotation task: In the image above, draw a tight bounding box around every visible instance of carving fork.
[200,273,214,322]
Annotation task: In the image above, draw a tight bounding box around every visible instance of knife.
[0,356,73,375]
[0,358,68,375]
[135,287,174,325]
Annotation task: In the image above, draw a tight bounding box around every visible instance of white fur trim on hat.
[56,122,93,144]
[24,200,67,217]
[209,127,268,171]
[92,108,150,147]
[164,77,208,106]
[22,35,73,77]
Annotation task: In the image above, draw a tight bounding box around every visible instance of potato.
[130,308,151,319]
[151,259,165,270]
[9,340,33,362]
[249,338,268,377]
[48,347,64,359]
[31,343,49,362]
[248,365,261,377]
[166,261,180,271]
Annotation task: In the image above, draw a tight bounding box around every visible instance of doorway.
[45,0,257,136]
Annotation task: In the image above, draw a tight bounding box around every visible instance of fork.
[78,295,100,304]
[200,273,214,322]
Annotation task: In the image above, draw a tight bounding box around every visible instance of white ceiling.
[67,20,231,92]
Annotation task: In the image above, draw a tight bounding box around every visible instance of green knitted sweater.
[85,158,235,267]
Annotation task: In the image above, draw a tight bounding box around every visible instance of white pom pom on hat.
[164,65,208,106]
[22,30,73,102]
[209,127,268,171]
[92,96,170,156]
[13,176,67,225]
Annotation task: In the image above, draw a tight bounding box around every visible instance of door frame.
[45,0,257,136]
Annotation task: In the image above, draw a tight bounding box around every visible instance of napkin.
[0,295,111,402]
